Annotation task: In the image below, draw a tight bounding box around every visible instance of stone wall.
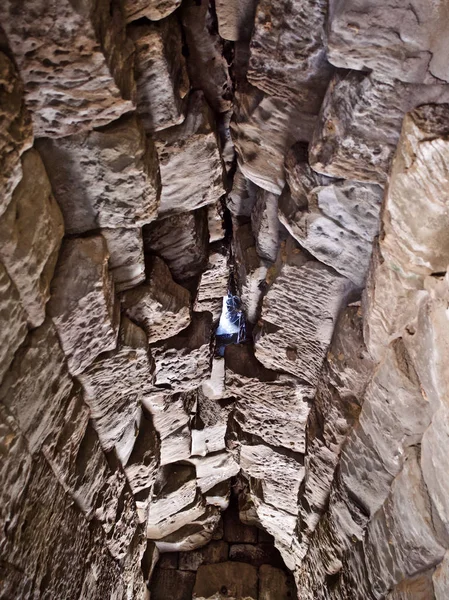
[0,1,449,599]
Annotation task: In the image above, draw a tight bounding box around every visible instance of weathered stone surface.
[78,318,154,464]
[365,448,446,598]
[387,571,437,600]
[255,250,351,384]
[194,252,229,320]
[227,168,257,217]
[251,187,280,262]
[327,0,449,84]
[153,92,224,217]
[129,17,189,133]
[122,256,191,344]
[279,175,382,287]
[190,451,240,493]
[48,235,119,376]
[434,553,449,600]
[232,221,269,323]
[124,0,181,22]
[151,567,196,600]
[215,0,258,41]
[151,313,213,392]
[310,72,449,183]
[207,202,226,244]
[37,113,160,234]
[231,84,318,194]
[240,445,304,515]
[155,505,222,553]
[226,346,312,453]
[179,540,229,571]
[229,543,285,568]
[193,562,258,599]
[248,0,332,103]
[181,1,233,113]
[0,319,73,454]
[0,0,135,137]
[0,149,64,327]
[259,564,296,600]
[102,227,145,292]
[144,207,209,281]
[0,51,33,216]
[0,262,28,383]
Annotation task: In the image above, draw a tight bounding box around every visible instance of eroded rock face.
[2,2,449,598]
[0,0,135,137]
[36,114,160,234]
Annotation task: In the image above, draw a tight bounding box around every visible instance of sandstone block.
[248,0,332,103]
[122,256,191,343]
[434,553,449,600]
[78,318,154,464]
[124,0,182,22]
[101,227,145,292]
[194,252,229,320]
[0,51,33,216]
[154,92,224,216]
[48,235,119,376]
[310,72,449,182]
[227,168,258,217]
[178,540,229,571]
[0,149,64,327]
[193,562,258,600]
[155,505,222,553]
[0,319,74,454]
[207,202,226,243]
[129,17,189,133]
[259,564,296,600]
[0,262,28,383]
[144,207,210,281]
[37,114,160,234]
[327,0,449,84]
[279,178,382,287]
[150,567,195,600]
[254,255,351,384]
[151,313,213,392]
[181,1,233,113]
[229,543,285,568]
[0,0,135,137]
[215,0,258,41]
[190,451,240,493]
[251,187,280,262]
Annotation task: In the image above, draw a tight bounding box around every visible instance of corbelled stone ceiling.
[1,0,449,598]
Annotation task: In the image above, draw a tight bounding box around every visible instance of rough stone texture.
[252,187,280,262]
[129,17,189,133]
[232,221,269,323]
[124,0,182,23]
[310,72,449,183]
[0,262,28,383]
[0,0,135,137]
[48,235,119,376]
[36,114,160,234]
[122,256,191,344]
[144,208,209,281]
[181,1,233,113]
[254,250,351,384]
[259,564,296,600]
[327,0,449,84]
[248,0,333,104]
[279,175,383,287]
[215,0,258,41]
[194,252,229,320]
[227,168,257,217]
[0,149,64,327]
[0,51,33,216]
[194,562,258,599]
[153,91,224,217]
[151,313,213,392]
[102,227,145,292]
[77,318,154,464]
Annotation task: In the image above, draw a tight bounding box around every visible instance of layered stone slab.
[48,235,119,376]
[37,114,160,234]
[0,149,64,327]
[327,0,449,84]
[215,0,258,41]
[129,16,189,133]
[143,208,209,281]
[0,0,135,137]
[154,92,224,217]
[124,0,182,22]
[122,256,191,344]
[102,228,145,292]
[0,51,33,216]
